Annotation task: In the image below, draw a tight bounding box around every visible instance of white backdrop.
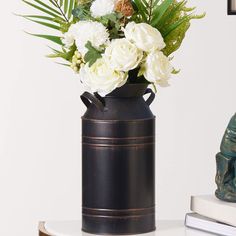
[0,0,236,235]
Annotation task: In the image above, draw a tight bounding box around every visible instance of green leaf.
[132,0,148,22]
[72,6,91,20]
[25,17,61,30]
[162,14,190,37]
[151,0,174,26]
[27,32,63,45]
[22,0,60,18]
[142,0,149,8]
[64,0,69,14]
[73,0,78,9]
[156,0,205,56]
[18,14,54,21]
[47,53,61,58]
[60,0,63,7]
[20,14,66,25]
[47,44,76,61]
[84,41,103,67]
[32,0,61,15]
[48,46,62,54]
[162,11,205,38]
[172,68,180,74]
[157,0,186,29]
[68,0,74,19]
[56,62,70,67]
[48,0,57,7]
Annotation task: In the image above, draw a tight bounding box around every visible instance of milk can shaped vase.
[81,83,156,235]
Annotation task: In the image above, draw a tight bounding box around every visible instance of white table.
[39,221,213,236]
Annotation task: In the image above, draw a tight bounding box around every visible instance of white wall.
[0,0,236,235]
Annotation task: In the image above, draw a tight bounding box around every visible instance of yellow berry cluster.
[71,51,85,73]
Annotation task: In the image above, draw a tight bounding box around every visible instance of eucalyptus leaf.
[72,6,90,20]
[84,41,103,67]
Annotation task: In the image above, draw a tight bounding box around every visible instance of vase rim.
[106,83,149,98]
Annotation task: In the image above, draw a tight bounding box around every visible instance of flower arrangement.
[22,0,204,96]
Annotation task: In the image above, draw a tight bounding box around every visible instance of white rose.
[78,58,128,96]
[65,21,109,56]
[142,51,173,86]
[90,0,115,17]
[124,22,166,52]
[104,38,143,72]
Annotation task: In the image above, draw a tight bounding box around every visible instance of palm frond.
[19,14,65,24]
[159,0,205,56]
[47,45,76,61]
[33,0,62,15]
[21,0,78,55]
[64,0,69,14]
[132,0,174,24]
[68,0,75,19]
[24,16,61,30]
[22,0,60,18]
[26,32,63,45]
[151,0,174,26]
[56,62,71,67]
[22,0,77,25]
[157,0,186,29]
[132,0,148,22]
[131,0,205,56]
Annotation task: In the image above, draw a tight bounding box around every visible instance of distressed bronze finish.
[81,84,156,235]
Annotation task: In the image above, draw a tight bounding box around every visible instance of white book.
[191,195,236,227]
[185,213,236,236]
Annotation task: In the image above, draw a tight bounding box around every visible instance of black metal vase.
[81,84,156,235]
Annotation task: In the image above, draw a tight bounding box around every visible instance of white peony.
[104,38,143,72]
[142,50,173,86]
[64,21,109,56]
[124,22,166,52]
[90,0,115,17]
[62,24,79,48]
[62,32,74,48]
[78,58,128,96]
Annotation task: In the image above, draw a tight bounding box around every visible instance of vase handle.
[144,88,155,106]
[81,92,105,112]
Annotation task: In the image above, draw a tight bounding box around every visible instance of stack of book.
[185,195,236,236]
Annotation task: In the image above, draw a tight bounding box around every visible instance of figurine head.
[220,113,236,157]
[229,113,236,130]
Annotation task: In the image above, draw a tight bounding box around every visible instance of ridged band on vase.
[82,118,156,235]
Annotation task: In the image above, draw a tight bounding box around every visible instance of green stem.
[148,0,153,23]
[52,0,69,22]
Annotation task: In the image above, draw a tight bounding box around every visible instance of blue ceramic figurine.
[216,113,236,202]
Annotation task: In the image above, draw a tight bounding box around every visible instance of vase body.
[81,84,156,235]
